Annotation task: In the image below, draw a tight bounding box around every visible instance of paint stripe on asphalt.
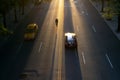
[106,54,114,69]
[16,42,23,54]
[82,52,86,64]
[38,42,42,52]
[92,25,96,32]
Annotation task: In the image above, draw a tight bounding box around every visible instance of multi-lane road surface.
[0,0,120,80]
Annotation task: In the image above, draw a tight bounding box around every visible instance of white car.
[65,32,77,48]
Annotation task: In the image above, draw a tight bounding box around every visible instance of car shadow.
[65,48,82,80]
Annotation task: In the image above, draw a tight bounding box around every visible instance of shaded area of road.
[64,0,83,80]
[0,2,51,80]
[65,49,82,80]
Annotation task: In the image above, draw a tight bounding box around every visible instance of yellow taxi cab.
[24,23,38,40]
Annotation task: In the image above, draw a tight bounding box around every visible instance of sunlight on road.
[53,0,64,80]
[70,0,89,78]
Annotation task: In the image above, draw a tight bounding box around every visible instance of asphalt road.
[0,0,120,80]
[0,1,54,80]
[63,0,120,80]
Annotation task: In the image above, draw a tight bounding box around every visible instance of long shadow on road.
[65,49,82,80]
[0,2,51,80]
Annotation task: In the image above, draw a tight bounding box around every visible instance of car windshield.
[67,35,75,42]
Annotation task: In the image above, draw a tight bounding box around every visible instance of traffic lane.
[10,20,56,80]
[80,49,120,80]
[89,21,120,78]
[76,29,118,80]
[5,41,35,80]
[76,24,119,80]
[80,0,120,54]
[106,47,120,75]
[64,0,74,33]
[80,0,120,77]
[69,0,120,79]
[17,1,59,80]
[52,0,65,80]
[65,48,82,80]
[0,2,49,54]
[0,3,51,80]
[80,0,120,49]
[0,4,47,58]
[0,18,29,80]
[64,0,83,80]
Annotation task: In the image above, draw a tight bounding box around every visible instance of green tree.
[113,0,120,32]
[10,0,19,22]
[0,23,13,35]
[0,0,11,28]
[18,0,29,15]
[101,0,105,12]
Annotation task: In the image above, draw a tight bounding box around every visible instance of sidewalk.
[0,2,34,48]
[89,0,120,40]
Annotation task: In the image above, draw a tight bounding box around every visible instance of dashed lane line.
[16,42,23,55]
[106,54,114,69]
[82,52,86,64]
[92,25,96,32]
[38,42,42,52]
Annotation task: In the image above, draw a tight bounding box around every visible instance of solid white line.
[106,54,114,69]
[38,42,42,52]
[82,52,86,64]
[92,25,96,32]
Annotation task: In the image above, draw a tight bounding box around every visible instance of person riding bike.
[55,18,58,26]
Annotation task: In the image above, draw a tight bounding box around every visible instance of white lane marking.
[85,9,88,15]
[38,42,42,52]
[86,12,88,15]
[82,52,86,64]
[92,25,96,32]
[14,42,23,59]
[16,42,23,54]
[106,54,114,69]
[81,11,84,14]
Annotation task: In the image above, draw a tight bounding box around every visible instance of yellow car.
[24,23,38,40]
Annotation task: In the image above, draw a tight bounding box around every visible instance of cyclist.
[55,18,58,26]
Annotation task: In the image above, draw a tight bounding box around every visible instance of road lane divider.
[105,54,114,69]
[16,42,23,55]
[82,52,86,64]
[38,42,42,52]
[92,25,96,32]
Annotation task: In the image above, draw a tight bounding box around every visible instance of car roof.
[65,32,76,41]
[27,23,37,29]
